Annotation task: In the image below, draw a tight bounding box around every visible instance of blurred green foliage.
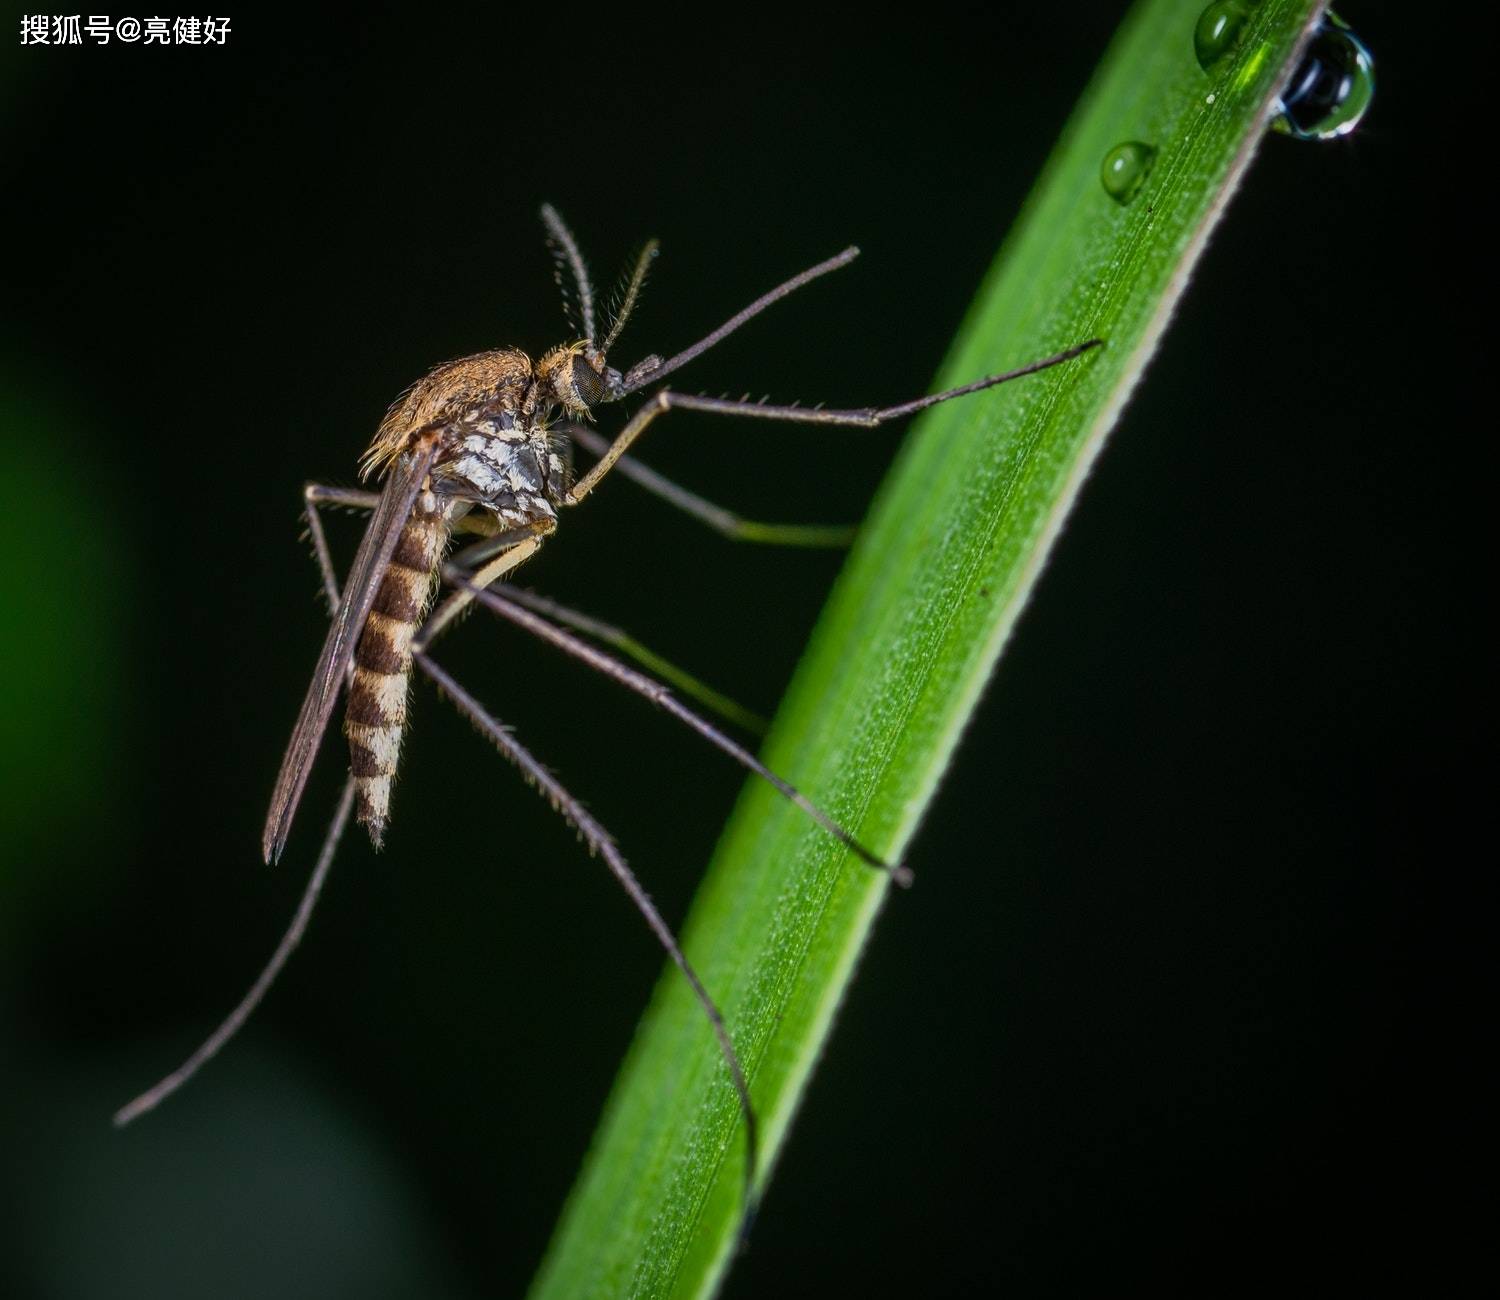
[0,378,127,955]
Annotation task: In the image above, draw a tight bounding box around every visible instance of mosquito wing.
[261,431,442,864]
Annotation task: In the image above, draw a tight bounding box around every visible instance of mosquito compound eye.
[569,358,607,407]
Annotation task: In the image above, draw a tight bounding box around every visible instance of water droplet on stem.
[1275,11,1375,140]
[1195,0,1253,70]
[1100,142,1158,205]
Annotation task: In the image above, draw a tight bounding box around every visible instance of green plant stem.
[531,3,1328,1296]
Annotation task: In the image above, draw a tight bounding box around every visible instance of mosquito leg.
[451,573,912,887]
[301,483,354,613]
[558,422,855,548]
[115,463,512,1127]
[570,340,1101,507]
[305,483,381,512]
[114,777,357,1126]
[414,650,760,1219]
[479,584,769,736]
[445,525,555,574]
[414,522,554,654]
[115,490,376,1126]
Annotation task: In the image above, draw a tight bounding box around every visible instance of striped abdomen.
[344,503,449,846]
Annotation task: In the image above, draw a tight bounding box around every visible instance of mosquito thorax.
[355,346,568,525]
[431,403,569,525]
[363,348,535,479]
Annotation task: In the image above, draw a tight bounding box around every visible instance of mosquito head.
[536,340,624,416]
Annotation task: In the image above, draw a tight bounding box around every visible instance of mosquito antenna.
[599,239,660,356]
[620,246,860,394]
[113,778,356,1127]
[415,650,760,1223]
[540,203,597,346]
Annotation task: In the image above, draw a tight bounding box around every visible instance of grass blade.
[531,2,1328,1295]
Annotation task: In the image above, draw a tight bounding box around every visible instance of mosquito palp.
[118,204,1101,1236]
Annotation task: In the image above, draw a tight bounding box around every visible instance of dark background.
[1,3,1479,1296]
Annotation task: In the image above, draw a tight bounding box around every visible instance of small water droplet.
[1275,11,1375,140]
[1195,0,1253,70]
[1100,142,1157,205]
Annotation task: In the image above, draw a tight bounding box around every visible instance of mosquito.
[114,204,1100,1223]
